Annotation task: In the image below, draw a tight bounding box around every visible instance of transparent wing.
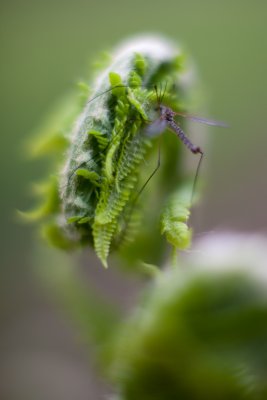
[145,118,168,137]
[174,111,228,128]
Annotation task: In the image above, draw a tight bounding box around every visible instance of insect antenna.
[160,80,168,104]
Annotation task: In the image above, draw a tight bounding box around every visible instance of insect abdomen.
[169,120,201,154]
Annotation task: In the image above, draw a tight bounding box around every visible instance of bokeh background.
[1,0,266,399]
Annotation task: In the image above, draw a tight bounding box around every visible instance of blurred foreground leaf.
[108,234,267,400]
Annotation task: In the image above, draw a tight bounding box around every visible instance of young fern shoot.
[26,36,216,268]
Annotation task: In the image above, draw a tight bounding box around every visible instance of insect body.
[158,105,203,156]
[145,96,226,210]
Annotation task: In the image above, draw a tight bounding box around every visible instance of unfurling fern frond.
[161,185,192,251]
[26,36,197,268]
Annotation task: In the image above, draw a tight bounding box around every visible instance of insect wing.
[145,118,168,137]
[175,112,228,128]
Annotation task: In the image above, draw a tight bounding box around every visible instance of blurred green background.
[1,0,266,398]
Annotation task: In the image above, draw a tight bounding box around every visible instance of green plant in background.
[24,35,267,400]
[25,36,194,268]
[108,254,267,400]
[38,233,267,400]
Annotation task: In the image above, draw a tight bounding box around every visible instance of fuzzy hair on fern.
[26,35,197,268]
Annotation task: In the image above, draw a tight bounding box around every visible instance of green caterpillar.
[27,36,194,268]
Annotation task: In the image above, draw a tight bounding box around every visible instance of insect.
[133,84,227,204]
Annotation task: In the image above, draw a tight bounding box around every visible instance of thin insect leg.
[61,132,119,191]
[61,162,96,192]
[190,150,204,207]
[87,83,145,105]
[133,137,161,204]
[86,85,126,105]
[166,118,204,210]
[111,138,162,249]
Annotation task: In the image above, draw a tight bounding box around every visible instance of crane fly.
[143,85,228,205]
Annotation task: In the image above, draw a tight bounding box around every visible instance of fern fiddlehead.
[27,36,196,267]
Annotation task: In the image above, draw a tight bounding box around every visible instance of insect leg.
[167,120,204,207]
[133,137,161,204]
[191,150,204,207]
[60,129,121,194]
